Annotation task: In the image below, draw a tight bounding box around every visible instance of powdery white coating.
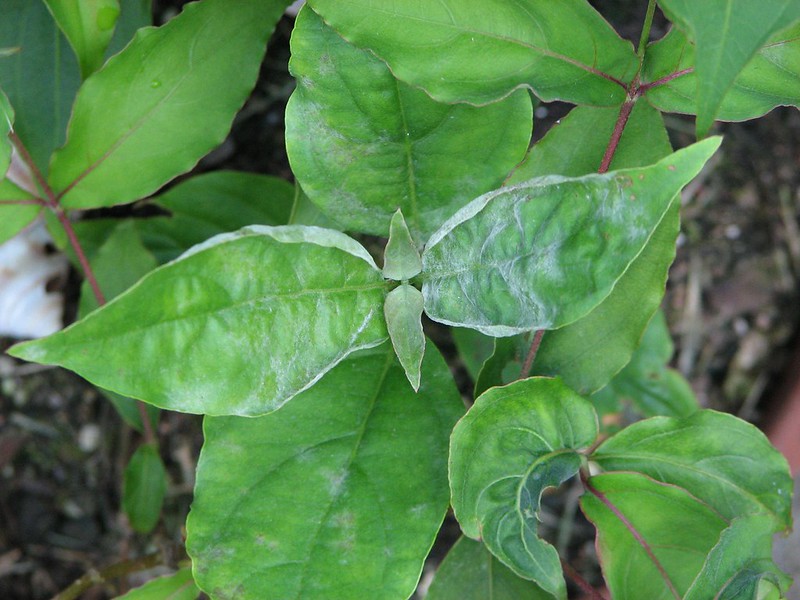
[421,140,721,336]
[179,224,379,270]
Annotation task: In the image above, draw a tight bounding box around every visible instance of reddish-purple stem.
[639,67,694,92]
[9,132,156,444]
[520,329,545,379]
[581,472,681,599]
[561,558,608,600]
[598,98,635,174]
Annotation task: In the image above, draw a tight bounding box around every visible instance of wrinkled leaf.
[644,24,800,121]
[426,537,553,600]
[0,179,40,245]
[591,410,793,529]
[590,310,699,419]
[10,225,389,416]
[581,471,729,599]
[43,0,120,78]
[0,0,81,171]
[137,171,294,263]
[450,378,598,598]
[422,138,720,336]
[656,0,800,134]
[49,0,288,209]
[122,442,167,533]
[532,202,680,394]
[383,210,422,281]
[113,567,199,600]
[684,514,791,600]
[306,0,638,106]
[384,284,425,390]
[286,6,532,241]
[187,343,463,600]
[507,102,676,393]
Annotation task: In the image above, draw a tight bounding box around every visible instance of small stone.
[77,424,101,453]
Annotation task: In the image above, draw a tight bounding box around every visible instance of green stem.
[637,0,658,58]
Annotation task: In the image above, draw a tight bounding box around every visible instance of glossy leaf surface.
[187,344,463,600]
[49,0,287,209]
[43,0,120,78]
[138,171,294,263]
[10,226,389,416]
[592,410,792,528]
[656,0,800,134]
[114,567,199,600]
[306,0,637,106]
[422,139,719,336]
[0,179,40,245]
[383,210,422,281]
[644,24,800,121]
[426,537,553,600]
[384,285,425,391]
[684,515,790,600]
[122,442,166,533]
[286,7,532,241]
[0,0,80,170]
[581,471,729,599]
[450,378,598,597]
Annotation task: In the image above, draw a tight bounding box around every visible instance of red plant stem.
[561,558,608,600]
[9,132,156,444]
[581,471,681,599]
[520,329,545,379]
[598,98,636,174]
[639,67,694,92]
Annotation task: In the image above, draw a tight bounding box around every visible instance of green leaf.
[49,0,288,209]
[532,202,680,394]
[306,0,638,106]
[187,343,464,600]
[383,210,422,281]
[43,0,120,78]
[426,537,554,600]
[580,471,729,599]
[685,514,791,600]
[106,0,152,58]
[285,6,532,241]
[449,378,598,598]
[105,389,159,435]
[451,327,495,382]
[288,183,343,229]
[656,0,800,135]
[422,138,720,336]
[384,284,425,390]
[0,88,13,176]
[591,410,793,529]
[122,442,167,533]
[506,102,678,394]
[644,24,800,121]
[0,0,81,171]
[137,171,294,263]
[509,102,672,183]
[114,568,198,600]
[589,310,699,419]
[0,179,40,245]
[9,225,389,417]
[78,220,158,316]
